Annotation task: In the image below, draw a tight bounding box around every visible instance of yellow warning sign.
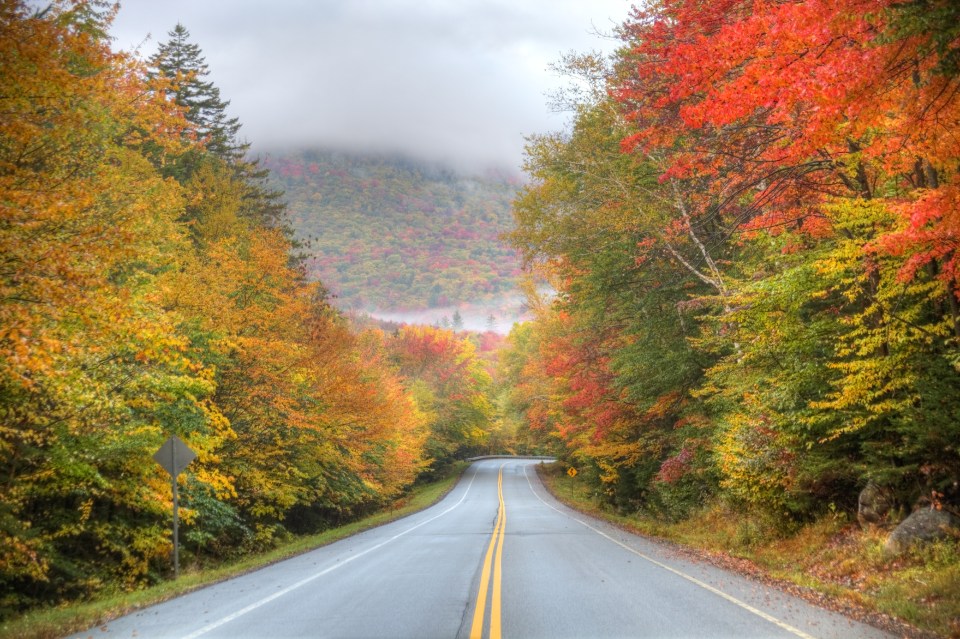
[567,467,578,478]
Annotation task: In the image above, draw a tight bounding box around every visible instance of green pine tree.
[147,24,286,229]
[148,23,245,164]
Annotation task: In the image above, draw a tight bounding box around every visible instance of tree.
[147,24,245,165]
[0,2,432,614]
[612,0,960,515]
[387,326,492,470]
[616,0,960,290]
[504,53,723,515]
[0,0,226,609]
[146,24,285,228]
[504,0,960,524]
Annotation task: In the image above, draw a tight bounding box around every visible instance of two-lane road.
[78,459,892,638]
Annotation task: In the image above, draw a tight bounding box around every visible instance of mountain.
[266,150,525,325]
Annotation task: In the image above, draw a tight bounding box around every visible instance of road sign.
[153,435,197,477]
[153,435,197,579]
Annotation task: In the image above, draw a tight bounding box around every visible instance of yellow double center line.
[470,464,506,639]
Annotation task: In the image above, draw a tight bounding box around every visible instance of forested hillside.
[267,151,523,313]
[0,4,492,617]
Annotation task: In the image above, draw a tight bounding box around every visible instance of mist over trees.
[269,150,523,313]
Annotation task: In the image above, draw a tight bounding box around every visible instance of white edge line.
[521,465,818,639]
[180,466,483,639]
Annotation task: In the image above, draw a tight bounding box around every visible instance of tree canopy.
[0,1,493,616]
[501,0,960,522]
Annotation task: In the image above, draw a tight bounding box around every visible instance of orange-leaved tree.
[386,325,493,471]
[0,0,229,608]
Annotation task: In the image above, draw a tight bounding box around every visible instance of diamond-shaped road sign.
[153,435,197,477]
[153,435,197,579]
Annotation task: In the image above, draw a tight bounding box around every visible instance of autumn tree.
[0,1,431,615]
[386,325,492,471]
[613,0,960,514]
[504,0,960,523]
[506,75,708,513]
[0,0,229,609]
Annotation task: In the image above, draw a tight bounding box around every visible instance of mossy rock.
[884,508,959,555]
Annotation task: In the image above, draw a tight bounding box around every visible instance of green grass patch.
[538,464,960,638]
[0,463,466,639]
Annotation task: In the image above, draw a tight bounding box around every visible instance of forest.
[3,0,960,631]
[0,2,494,617]
[269,151,522,312]
[499,0,960,528]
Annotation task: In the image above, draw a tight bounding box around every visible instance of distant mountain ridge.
[267,150,523,319]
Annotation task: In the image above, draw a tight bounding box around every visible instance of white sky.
[109,0,632,172]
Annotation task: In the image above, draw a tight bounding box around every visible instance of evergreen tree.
[148,23,245,164]
[147,24,286,229]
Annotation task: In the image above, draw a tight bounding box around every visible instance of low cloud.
[367,292,532,335]
[111,0,629,171]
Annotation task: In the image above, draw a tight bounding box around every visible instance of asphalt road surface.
[75,459,894,638]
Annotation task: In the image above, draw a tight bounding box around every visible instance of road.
[76,459,893,638]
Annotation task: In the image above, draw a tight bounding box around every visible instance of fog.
[109,0,631,171]
[367,292,531,335]
[108,1,622,328]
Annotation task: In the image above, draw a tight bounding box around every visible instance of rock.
[884,508,959,555]
[858,481,894,528]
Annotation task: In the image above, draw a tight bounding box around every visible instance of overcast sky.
[109,0,631,172]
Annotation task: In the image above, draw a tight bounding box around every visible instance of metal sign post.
[153,435,197,579]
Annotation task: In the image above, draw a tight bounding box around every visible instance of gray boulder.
[858,481,894,527]
[884,508,959,555]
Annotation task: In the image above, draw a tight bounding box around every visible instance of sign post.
[153,435,197,579]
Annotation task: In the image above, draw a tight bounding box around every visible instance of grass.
[0,463,466,639]
[538,464,960,639]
